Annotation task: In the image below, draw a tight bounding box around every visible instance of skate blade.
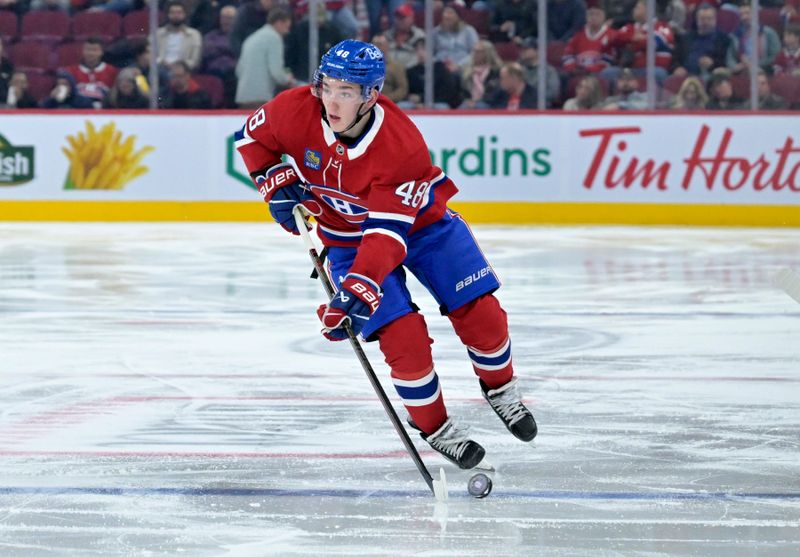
[473,458,495,473]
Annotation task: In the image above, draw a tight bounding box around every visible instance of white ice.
[0,223,798,556]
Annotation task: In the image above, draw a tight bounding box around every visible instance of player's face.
[320,78,365,133]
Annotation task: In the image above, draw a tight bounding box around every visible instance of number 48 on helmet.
[312,39,386,102]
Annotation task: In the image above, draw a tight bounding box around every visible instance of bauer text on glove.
[318,274,382,340]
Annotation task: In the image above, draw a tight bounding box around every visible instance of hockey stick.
[292,205,447,501]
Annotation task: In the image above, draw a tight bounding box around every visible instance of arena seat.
[193,74,225,108]
[122,10,151,41]
[20,10,70,44]
[0,11,18,40]
[72,11,122,43]
[9,41,54,74]
[26,72,56,103]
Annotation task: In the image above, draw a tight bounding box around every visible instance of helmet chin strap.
[339,101,372,135]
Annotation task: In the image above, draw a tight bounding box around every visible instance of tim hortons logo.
[580,125,800,192]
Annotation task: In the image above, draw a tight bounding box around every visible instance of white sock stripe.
[472,357,512,371]
[392,369,436,388]
[467,338,511,359]
[399,384,442,407]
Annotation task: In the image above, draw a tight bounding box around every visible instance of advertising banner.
[1,111,799,224]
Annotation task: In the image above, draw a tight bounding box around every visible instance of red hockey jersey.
[612,20,674,70]
[67,62,118,103]
[562,24,616,73]
[236,86,458,286]
[774,47,800,75]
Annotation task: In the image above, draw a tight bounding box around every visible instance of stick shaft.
[293,208,435,494]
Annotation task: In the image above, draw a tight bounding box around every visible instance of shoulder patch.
[304,148,322,170]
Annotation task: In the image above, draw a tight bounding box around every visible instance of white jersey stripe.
[368,211,415,224]
[318,224,363,238]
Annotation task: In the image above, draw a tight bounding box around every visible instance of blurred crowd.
[1,0,799,110]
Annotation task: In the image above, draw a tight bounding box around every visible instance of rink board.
[1,110,799,225]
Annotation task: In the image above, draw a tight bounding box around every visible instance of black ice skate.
[409,418,485,470]
[481,377,538,442]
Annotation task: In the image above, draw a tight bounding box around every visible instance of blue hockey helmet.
[312,40,385,101]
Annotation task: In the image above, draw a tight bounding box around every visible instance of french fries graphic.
[62,121,154,190]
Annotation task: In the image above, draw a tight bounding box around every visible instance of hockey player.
[235,40,537,469]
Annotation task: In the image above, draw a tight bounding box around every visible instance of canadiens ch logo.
[309,184,368,223]
[304,149,322,170]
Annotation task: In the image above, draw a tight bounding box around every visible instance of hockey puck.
[467,473,492,498]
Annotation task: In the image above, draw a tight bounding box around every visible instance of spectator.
[705,69,743,109]
[202,4,238,106]
[372,33,408,103]
[773,25,800,75]
[563,5,617,76]
[292,0,358,39]
[156,0,203,71]
[365,0,404,40]
[757,69,788,109]
[2,71,38,109]
[95,0,135,16]
[491,0,536,44]
[609,0,674,83]
[486,61,538,109]
[105,67,149,109]
[129,40,169,99]
[548,0,586,42]
[41,71,95,109]
[602,67,647,109]
[601,0,637,27]
[285,2,345,82]
[30,0,68,11]
[460,39,502,109]
[518,38,560,107]
[386,4,425,69]
[203,5,237,75]
[732,1,780,73]
[235,7,294,108]
[230,0,275,56]
[563,74,606,109]
[0,0,28,16]
[402,36,462,109]
[433,6,479,71]
[673,3,737,77]
[671,75,708,109]
[664,0,688,33]
[161,60,212,109]
[0,37,11,93]
[66,38,119,109]
[189,0,217,35]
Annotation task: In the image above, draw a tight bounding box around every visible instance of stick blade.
[773,268,800,304]
[432,467,448,502]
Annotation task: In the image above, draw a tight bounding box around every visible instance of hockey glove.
[317,273,382,340]
[255,163,319,235]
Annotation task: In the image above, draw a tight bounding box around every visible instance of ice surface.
[0,223,798,556]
